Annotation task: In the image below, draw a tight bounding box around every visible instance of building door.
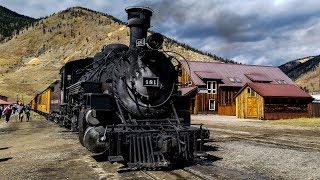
[246,97,258,117]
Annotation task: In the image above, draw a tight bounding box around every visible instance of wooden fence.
[308,103,320,117]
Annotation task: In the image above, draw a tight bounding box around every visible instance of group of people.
[0,103,31,123]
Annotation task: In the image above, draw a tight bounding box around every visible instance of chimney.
[125,7,153,49]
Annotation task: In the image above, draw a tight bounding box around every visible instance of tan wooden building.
[236,83,312,119]
[180,61,296,116]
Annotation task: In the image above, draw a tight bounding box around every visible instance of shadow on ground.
[0,157,13,162]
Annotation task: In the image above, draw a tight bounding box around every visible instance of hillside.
[0,6,36,41]
[279,55,320,93]
[0,7,227,101]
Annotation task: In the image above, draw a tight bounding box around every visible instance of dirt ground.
[0,114,320,179]
[193,115,320,179]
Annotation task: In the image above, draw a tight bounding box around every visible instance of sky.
[1,0,320,66]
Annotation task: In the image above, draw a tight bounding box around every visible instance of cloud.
[0,0,320,65]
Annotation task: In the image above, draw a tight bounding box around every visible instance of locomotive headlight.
[146,33,164,50]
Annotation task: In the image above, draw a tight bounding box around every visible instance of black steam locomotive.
[31,7,210,170]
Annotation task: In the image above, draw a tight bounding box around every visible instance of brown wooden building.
[180,61,296,115]
[236,83,312,119]
[0,95,8,102]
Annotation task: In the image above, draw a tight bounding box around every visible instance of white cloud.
[0,0,319,65]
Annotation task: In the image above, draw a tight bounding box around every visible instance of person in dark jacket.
[2,105,13,123]
[0,105,3,119]
[25,105,31,122]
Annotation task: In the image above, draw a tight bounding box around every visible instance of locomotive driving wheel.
[78,110,87,146]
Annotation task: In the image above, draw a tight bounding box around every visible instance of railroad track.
[210,128,320,151]
[139,167,215,180]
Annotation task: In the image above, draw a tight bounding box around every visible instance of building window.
[247,88,256,97]
[251,91,256,97]
[209,99,216,111]
[207,81,217,94]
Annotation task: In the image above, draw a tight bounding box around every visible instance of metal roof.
[179,87,198,97]
[245,73,272,82]
[243,83,312,98]
[181,61,295,87]
[194,71,223,80]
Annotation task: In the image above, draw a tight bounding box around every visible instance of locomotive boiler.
[31,7,210,170]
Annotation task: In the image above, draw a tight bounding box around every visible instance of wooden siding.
[308,103,320,117]
[218,87,240,116]
[179,66,192,86]
[36,88,52,114]
[180,66,218,114]
[193,93,217,114]
[218,104,236,116]
[180,66,237,115]
[236,87,264,119]
[264,112,309,120]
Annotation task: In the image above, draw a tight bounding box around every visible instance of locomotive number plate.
[143,77,159,87]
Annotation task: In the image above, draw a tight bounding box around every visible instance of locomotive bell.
[125,6,153,49]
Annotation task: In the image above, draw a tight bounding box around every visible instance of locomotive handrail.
[162,50,191,78]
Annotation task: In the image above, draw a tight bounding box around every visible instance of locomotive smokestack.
[125,7,153,49]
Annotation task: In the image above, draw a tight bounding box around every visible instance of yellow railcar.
[30,98,37,110]
[36,88,52,114]
[30,80,60,116]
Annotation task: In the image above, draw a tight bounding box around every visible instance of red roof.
[245,73,272,82]
[0,99,11,105]
[195,71,223,80]
[244,83,312,98]
[181,61,294,87]
[179,86,198,97]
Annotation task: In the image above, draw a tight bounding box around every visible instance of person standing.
[25,104,31,122]
[0,105,3,119]
[17,103,25,122]
[2,105,13,123]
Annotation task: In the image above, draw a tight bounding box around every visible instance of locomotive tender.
[31,7,210,170]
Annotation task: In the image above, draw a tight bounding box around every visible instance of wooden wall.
[264,112,309,120]
[179,66,192,86]
[236,87,264,119]
[218,87,240,116]
[218,104,236,116]
[180,66,239,115]
[308,103,320,117]
[193,93,217,114]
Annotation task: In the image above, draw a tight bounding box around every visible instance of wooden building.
[236,83,312,119]
[0,95,10,105]
[0,95,8,101]
[180,61,296,115]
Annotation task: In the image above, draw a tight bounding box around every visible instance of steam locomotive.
[31,7,210,170]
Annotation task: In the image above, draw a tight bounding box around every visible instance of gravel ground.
[1,114,319,179]
[193,115,320,179]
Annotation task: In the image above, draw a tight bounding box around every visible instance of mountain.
[0,6,230,101]
[0,6,36,41]
[279,55,320,93]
